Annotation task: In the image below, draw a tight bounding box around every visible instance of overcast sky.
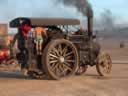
[90,0,128,24]
[0,0,127,24]
[0,0,81,22]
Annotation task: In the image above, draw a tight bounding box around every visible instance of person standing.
[12,19,31,75]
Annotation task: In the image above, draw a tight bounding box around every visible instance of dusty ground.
[0,64,128,96]
[0,39,128,96]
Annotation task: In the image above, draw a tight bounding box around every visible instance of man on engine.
[33,27,47,55]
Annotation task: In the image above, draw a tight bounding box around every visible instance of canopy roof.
[10,17,80,28]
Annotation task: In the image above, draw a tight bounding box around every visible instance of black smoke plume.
[57,0,93,17]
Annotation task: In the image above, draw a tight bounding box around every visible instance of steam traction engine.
[9,17,112,80]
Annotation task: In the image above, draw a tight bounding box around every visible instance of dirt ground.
[0,64,128,96]
[0,39,128,96]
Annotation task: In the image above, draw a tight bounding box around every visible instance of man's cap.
[19,18,31,26]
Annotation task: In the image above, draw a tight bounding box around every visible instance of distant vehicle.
[0,49,9,63]
[0,44,17,68]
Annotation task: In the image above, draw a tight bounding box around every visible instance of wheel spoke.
[51,63,59,72]
[64,51,74,57]
[65,55,72,59]
[62,46,68,56]
[106,63,110,73]
[56,64,61,76]
[50,60,58,64]
[65,60,75,63]
[58,64,64,72]
[63,62,73,71]
[102,57,110,73]
[63,63,73,72]
[50,63,57,69]
[53,47,60,56]
[61,68,68,76]
[58,64,65,76]
[51,49,58,56]
[49,53,58,59]
[58,44,63,55]
[64,62,71,67]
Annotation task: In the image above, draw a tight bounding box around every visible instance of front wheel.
[42,39,79,80]
[96,52,112,77]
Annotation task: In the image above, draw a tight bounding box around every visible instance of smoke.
[57,0,93,17]
[101,9,115,29]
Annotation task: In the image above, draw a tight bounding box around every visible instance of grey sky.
[0,0,127,25]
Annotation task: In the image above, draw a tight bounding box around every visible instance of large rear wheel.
[42,39,79,80]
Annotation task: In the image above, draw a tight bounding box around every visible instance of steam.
[57,0,93,17]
